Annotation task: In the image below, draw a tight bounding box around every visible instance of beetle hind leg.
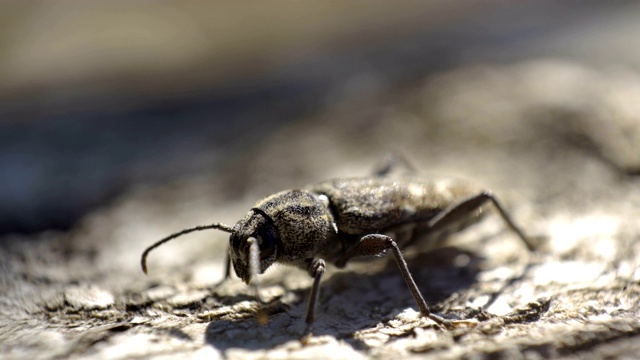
[427,191,535,252]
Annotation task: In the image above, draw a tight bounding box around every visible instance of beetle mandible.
[140,162,535,339]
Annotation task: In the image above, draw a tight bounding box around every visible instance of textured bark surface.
[3,60,640,359]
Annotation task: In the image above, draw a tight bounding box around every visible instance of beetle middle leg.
[335,234,466,329]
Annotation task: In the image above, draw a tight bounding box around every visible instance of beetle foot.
[427,314,478,330]
[300,324,314,345]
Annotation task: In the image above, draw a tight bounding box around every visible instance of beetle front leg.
[213,251,232,287]
[301,258,326,342]
[337,234,469,329]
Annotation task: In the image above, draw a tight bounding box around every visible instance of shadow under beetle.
[141,162,535,340]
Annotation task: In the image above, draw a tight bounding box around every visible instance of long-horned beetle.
[141,160,534,340]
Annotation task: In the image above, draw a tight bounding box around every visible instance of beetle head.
[229,209,280,284]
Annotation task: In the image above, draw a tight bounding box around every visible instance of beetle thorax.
[252,189,335,268]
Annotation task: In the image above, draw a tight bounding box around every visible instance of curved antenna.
[141,223,234,274]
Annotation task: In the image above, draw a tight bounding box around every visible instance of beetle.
[141,164,534,339]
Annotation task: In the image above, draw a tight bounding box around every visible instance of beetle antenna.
[141,223,233,274]
[247,237,268,325]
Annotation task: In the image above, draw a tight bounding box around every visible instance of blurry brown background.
[3,0,640,235]
[2,1,640,359]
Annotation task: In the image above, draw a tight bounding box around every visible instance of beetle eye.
[257,231,276,259]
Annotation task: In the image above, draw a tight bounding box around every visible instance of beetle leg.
[337,234,462,329]
[223,252,231,279]
[427,191,534,251]
[214,252,232,287]
[302,258,326,342]
[372,152,417,177]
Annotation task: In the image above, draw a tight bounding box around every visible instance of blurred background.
[1,0,640,236]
